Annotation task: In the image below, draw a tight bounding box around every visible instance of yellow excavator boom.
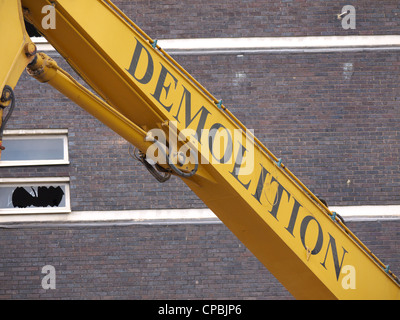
[1,0,399,299]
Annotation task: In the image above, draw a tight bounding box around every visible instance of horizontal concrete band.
[158,35,400,50]
[34,35,400,54]
[0,206,399,226]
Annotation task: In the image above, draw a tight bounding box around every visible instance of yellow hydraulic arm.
[0,0,36,154]
[1,0,399,299]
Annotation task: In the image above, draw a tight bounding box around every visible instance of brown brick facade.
[113,0,400,39]
[0,220,399,299]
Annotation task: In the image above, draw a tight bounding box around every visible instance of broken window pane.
[0,179,70,214]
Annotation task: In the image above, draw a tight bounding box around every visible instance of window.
[0,177,71,214]
[0,129,69,167]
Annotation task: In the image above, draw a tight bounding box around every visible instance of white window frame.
[0,129,69,167]
[0,177,71,215]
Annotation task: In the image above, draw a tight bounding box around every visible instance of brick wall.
[113,0,400,39]
[0,220,398,299]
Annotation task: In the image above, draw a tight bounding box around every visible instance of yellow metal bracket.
[0,0,36,158]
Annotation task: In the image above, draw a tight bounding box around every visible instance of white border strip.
[0,205,399,224]
[3,129,68,135]
[0,208,219,224]
[330,205,400,220]
[0,177,70,183]
[34,35,400,53]
[159,35,400,50]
